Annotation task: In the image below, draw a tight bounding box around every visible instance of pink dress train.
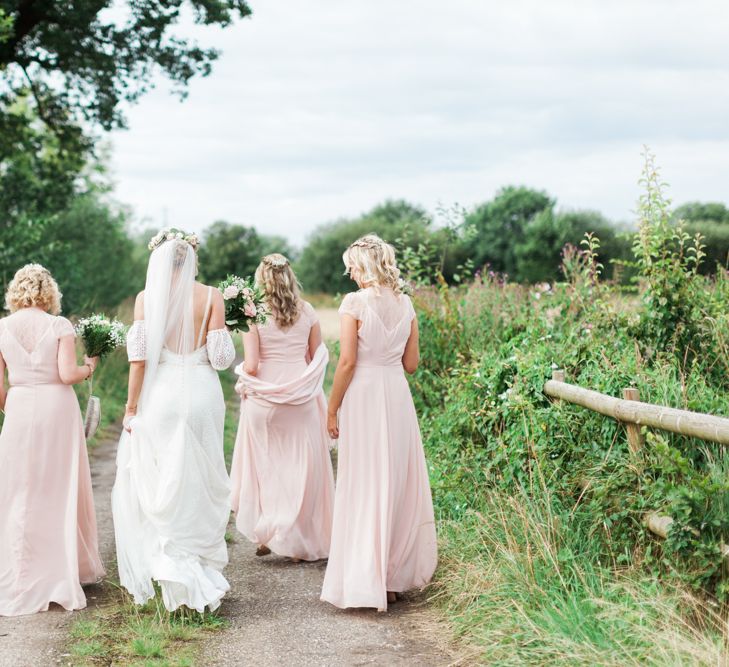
[0,309,105,616]
[230,302,335,561]
[321,287,437,611]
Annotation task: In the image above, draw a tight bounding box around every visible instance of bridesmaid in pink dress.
[231,254,335,561]
[0,264,105,616]
[321,235,437,612]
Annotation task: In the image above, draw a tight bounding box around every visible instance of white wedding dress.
[111,240,236,612]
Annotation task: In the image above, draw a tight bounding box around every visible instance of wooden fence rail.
[543,370,729,545]
[544,371,729,447]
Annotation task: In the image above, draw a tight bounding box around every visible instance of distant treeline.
[2,148,727,312]
[293,190,729,294]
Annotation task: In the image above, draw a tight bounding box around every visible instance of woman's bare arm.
[58,336,97,385]
[307,321,322,363]
[207,288,226,331]
[402,318,420,374]
[242,327,260,375]
[326,314,359,438]
[124,292,146,430]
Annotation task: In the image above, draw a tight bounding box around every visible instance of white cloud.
[110,0,729,245]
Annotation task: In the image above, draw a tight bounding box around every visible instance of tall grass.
[432,483,727,665]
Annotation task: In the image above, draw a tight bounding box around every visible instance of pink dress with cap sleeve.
[230,301,335,560]
[321,287,437,611]
[0,309,105,616]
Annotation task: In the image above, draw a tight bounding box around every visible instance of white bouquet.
[75,314,127,358]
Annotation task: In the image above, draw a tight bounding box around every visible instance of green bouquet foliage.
[75,314,127,358]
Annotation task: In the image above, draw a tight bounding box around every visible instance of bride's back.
[190,282,218,349]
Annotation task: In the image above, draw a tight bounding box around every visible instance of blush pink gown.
[230,301,335,561]
[321,287,437,611]
[0,309,105,616]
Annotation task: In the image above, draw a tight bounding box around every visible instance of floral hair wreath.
[262,255,289,268]
[148,227,200,252]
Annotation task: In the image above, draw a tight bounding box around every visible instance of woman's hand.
[84,356,99,375]
[327,411,339,439]
[123,404,137,433]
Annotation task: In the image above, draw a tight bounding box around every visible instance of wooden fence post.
[622,387,644,455]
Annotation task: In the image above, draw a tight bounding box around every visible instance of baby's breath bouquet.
[74,314,126,440]
[218,275,270,332]
[75,314,127,358]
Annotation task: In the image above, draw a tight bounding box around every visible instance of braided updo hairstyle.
[342,234,401,294]
[254,254,303,329]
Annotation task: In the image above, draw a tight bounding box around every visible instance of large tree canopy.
[466,186,554,278]
[0,1,251,231]
[0,1,252,130]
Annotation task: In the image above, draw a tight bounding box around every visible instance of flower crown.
[148,227,200,252]
[262,255,289,268]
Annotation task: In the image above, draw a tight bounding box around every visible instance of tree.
[514,209,630,283]
[0,1,252,131]
[0,95,87,223]
[41,194,145,314]
[196,221,292,285]
[465,186,554,277]
[673,202,729,225]
[0,8,11,42]
[0,1,252,208]
[296,200,431,294]
[673,202,729,273]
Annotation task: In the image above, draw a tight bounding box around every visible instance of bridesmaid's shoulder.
[343,288,366,300]
[53,314,75,337]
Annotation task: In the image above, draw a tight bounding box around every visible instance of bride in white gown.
[112,230,236,612]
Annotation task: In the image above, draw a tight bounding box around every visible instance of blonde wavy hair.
[5,264,62,315]
[343,234,401,294]
[254,254,303,329]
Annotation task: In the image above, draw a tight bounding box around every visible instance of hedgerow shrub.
[412,150,729,601]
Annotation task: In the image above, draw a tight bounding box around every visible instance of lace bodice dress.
[0,309,104,616]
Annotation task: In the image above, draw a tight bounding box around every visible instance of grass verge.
[68,583,227,666]
[429,484,727,665]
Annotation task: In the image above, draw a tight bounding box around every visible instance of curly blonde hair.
[343,234,401,294]
[5,264,62,315]
[254,254,303,329]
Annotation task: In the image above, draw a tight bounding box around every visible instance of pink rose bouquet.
[218,275,270,332]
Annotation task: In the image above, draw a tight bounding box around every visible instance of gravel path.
[202,528,453,666]
[0,428,118,667]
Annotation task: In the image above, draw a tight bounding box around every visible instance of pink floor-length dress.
[0,309,105,616]
[321,287,437,611]
[230,301,335,561]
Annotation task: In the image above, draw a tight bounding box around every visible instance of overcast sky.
[109,0,729,246]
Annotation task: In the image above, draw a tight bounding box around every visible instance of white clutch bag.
[84,395,101,440]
